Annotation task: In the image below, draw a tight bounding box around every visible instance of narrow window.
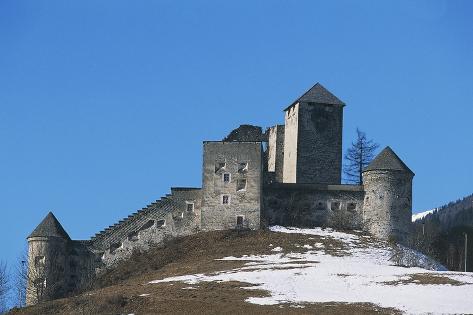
[238,162,248,173]
[156,219,166,228]
[236,179,247,192]
[331,202,341,211]
[215,162,226,173]
[315,201,326,210]
[110,243,120,253]
[222,195,230,205]
[347,203,357,212]
[34,256,45,268]
[139,220,155,231]
[186,202,195,212]
[128,231,139,241]
[236,215,244,227]
[223,173,231,183]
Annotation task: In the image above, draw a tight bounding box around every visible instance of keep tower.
[282,83,345,184]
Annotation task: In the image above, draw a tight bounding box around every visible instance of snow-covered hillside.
[412,209,436,222]
[149,226,473,315]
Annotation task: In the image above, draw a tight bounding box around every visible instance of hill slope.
[9,227,473,315]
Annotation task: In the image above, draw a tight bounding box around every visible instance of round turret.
[26,212,69,305]
[362,147,414,243]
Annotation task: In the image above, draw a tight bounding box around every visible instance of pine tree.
[344,128,379,184]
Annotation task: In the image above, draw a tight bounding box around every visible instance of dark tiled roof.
[363,146,414,175]
[28,212,70,239]
[284,82,345,111]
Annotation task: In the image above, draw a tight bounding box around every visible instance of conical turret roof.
[363,146,414,175]
[28,212,70,239]
[284,82,345,111]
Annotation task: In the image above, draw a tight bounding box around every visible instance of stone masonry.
[26,82,414,305]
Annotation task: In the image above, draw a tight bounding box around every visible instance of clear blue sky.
[1,0,472,276]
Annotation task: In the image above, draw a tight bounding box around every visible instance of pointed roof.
[284,82,345,111]
[28,212,70,239]
[363,146,414,175]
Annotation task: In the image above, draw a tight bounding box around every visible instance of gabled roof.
[363,146,414,175]
[28,212,70,239]
[284,82,345,111]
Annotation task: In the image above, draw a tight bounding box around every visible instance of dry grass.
[8,229,401,315]
[382,273,466,286]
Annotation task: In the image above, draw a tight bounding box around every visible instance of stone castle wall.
[262,183,364,229]
[201,142,262,231]
[362,170,413,243]
[26,83,414,306]
[296,102,343,184]
[267,125,285,183]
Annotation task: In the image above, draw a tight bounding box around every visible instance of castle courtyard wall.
[262,183,364,229]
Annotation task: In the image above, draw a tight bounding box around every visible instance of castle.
[26,83,414,305]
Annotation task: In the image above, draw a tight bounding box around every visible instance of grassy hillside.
[8,227,473,315]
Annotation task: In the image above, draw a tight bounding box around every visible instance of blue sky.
[1,0,472,278]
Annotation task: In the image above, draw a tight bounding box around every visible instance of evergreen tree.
[344,128,379,184]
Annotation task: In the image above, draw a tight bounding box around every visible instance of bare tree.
[12,250,28,308]
[0,260,8,314]
[344,128,379,184]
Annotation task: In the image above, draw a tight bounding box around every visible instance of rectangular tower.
[201,141,262,231]
[282,83,345,184]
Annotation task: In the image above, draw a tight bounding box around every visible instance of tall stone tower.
[362,147,414,243]
[282,83,345,184]
[201,141,262,231]
[26,212,69,305]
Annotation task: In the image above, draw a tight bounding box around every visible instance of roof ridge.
[363,146,414,174]
[28,212,70,239]
[284,82,345,111]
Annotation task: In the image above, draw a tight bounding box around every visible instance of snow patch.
[149,226,473,314]
[412,209,436,222]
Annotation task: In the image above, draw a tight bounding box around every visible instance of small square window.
[35,256,45,268]
[236,215,244,227]
[347,203,357,212]
[237,179,247,192]
[222,195,230,205]
[223,173,231,183]
[215,162,226,173]
[331,202,341,211]
[315,201,326,210]
[187,202,194,212]
[238,162,248,173]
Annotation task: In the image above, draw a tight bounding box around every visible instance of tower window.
[223,173,231,183]
[315,201,326,210]
[330,202,341,211]
[156,219,166,228]
[34,256,45,268]
[236,215,244,227]
[238,162,248,173]
[186,202,195,212]
[222,195,230,205]
[215,162,226,173]
[347,203,357,212]
[236,179,247,192]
